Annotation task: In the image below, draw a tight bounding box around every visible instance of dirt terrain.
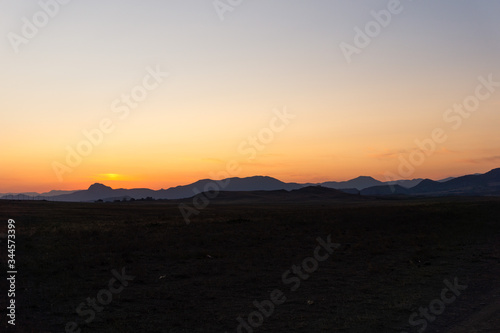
[0,196,499,332]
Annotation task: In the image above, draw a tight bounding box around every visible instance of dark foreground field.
[1,197,500,332]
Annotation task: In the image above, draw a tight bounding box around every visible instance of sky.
[1,0,500,192]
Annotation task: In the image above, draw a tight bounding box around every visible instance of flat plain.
[1,196,499,332]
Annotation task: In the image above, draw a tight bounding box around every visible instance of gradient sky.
[1,0,499,192]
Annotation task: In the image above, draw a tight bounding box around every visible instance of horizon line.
[2,167,498,194]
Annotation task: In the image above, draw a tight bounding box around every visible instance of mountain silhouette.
[88,183,113,192]
[161,176,303,199]
[2,168,499,202]
[180,185,366,204]
[321,176,383,190]
[409,168,500,195]
[361,184,410,196]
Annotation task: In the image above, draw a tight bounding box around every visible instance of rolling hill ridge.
[2,169,499,202]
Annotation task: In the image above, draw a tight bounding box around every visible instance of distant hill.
[2,169,499,202]
[361,185,410,196]
[40,189,79,196]
[320,176,423,190]
[437,176,456,183]
[1,194,37,201]
[387,179,425,188]
[0,192,39,198]
[321,176,383,190]
[359,168,500,197]
[49,183,158,202]
[38,176,304,202]
[178,186,367,204]
[160,176,303,199]
[409,168,500,196]
[0,189,78,200]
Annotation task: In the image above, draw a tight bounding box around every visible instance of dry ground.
[0,197,499,332]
